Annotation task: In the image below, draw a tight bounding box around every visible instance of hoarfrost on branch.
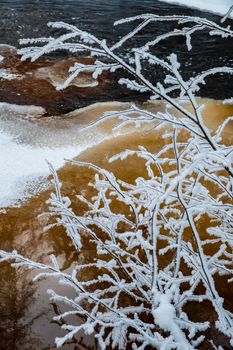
[1,9,233,350]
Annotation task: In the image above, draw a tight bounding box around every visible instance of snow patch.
[223,97,233,105]
[0,102,45,116]
[0,69,23,80]
[159,0,233,18]
[0,100,136,208]
[0,101,116,208]
[0,130,81,208]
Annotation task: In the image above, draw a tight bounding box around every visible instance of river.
[0,1,232,349]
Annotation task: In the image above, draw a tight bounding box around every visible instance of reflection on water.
[0,100,232,349]
[0,263,38,350]
[0,188,98,349]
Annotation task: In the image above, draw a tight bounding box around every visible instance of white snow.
[0,102,105,208]
[0,102,133,208]
[0,102,45,116]
[0,130,81,208]
[223,97,233,104]
[0,69,23,80]
[159,0,233,18]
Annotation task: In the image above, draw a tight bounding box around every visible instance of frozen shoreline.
[0,129,87,208]
[159,0,233,18]
[0,101,133,209]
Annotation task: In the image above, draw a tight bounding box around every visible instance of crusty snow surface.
[159,0,233,17]
[0,103,108,208]
[0,129,80,208]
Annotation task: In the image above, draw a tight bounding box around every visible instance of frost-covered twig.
[1,8,233,350]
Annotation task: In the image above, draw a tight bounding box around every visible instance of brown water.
[0,100,232,349]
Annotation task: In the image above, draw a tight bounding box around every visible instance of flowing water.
[0,1,232,349]
[0,0,232,100]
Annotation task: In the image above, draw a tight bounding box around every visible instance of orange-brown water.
[0,100,232,349]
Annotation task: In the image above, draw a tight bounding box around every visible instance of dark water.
[0,0,232,100]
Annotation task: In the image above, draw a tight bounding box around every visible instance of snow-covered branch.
[1,8,233,349]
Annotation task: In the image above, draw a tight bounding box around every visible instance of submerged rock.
[34,57,99,89]
[0,50,136,115]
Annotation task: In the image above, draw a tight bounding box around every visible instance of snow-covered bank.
[159,0,233,17]
[0,130,80,208]
[0,101,136,208]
